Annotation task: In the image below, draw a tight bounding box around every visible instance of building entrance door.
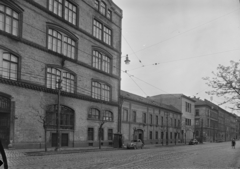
[0,95,11,148]
[136,129,144,143]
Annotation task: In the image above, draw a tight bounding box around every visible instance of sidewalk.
[5,143,188,157]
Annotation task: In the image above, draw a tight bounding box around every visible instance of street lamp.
[122,54,130,65]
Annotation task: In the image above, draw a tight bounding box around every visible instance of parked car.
[127,139,144,149]
[189,139,199,145]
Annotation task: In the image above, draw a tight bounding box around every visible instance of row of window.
[0,2,114,65]
[94,0,112,20]
[88,128,113,141]
[88,108,113,121]
[122,109,181,127]
[0,48,112,101]
[149,131,180,140]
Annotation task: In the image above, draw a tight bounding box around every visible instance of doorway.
[52,133,69,147]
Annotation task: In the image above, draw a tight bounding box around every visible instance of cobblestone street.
[2,141,240,169]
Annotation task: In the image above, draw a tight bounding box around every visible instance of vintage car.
[127,139,144,149]
[189,139,199,145]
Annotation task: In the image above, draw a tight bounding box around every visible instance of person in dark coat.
[231,138,236,149]
[0,139,8,169]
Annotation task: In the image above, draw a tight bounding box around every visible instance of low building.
[120,91,182,146]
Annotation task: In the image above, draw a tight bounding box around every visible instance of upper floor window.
[150,114,152,124]
[93,50,111,73]
[156,115,158,125]
[48,28,76,59]
[122,108,128,122]
[143,113,146,123]
[94,0,99,10]
[46,67,75,93]
[132,111,136,122]
[93,19,102,40]
[103,26,111,45]
[185,102,191,113]
[195,109,199,116]
[91,81,110,101]
[107,10,112,20]
[100,1,106,15]
[103,110,113,121]
[93,19,112,46]
[0,49,18,80]
[0,4,19,36]
[48,0,77,25]
[88,108,100,120]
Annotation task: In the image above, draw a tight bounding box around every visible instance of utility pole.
[55,78,62,151]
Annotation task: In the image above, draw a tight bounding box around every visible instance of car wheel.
[134,145,137,149]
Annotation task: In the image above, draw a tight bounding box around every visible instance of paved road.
[3,141,240,169]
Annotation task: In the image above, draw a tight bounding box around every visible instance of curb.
[24,148,123,156]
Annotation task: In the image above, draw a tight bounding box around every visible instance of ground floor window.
[88,128,94,141]
[108,129,113,140]
[150,131,152,140]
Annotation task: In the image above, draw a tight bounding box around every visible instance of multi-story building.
[193,98,238,142]
[0,0,122,148]
[149,94,195,143]
[121,91,182,145]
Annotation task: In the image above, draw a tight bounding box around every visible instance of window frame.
[88,127,94,141]
[0,46,21,81]
[92,49,112,74]
[47,0,78,26]
[88,108,100,120]
[91,80,111,101]
[46,65,76,93]
[103,110,113,121]
[108,128,113,140]
[0,1,23,37]
[46,24,78,60]
[93,19,112,46]
[122,108,128,122]
[132,110,137,123]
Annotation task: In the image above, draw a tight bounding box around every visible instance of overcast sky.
[114,0,240,114]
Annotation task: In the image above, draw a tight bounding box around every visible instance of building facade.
[0,0,122,148]
[121,91,182,146]
[193,98,238,142]
[150,94,195,143]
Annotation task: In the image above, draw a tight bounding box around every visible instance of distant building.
[0,0,122,148]
[121,91,182,146]
[149,94,196,143]
[193,98,238,142]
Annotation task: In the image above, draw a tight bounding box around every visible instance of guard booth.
[113,133,122,148]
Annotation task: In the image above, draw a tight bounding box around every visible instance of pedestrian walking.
[0,139,8,169]
[231,138,236,149]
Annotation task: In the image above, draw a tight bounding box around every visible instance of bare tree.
[98,120,105,149]
[203,60,240,111]
[30,98,54,152]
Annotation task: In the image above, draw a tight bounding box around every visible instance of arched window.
[0,48,19,80]
[103,110,113,121]
[88,108,100,120]
[46,67,75,93]
[46,104,74,130]
[0,3,20,36]
[47,27,77,59]
[48,0,77,25]
[93,50,111,73]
